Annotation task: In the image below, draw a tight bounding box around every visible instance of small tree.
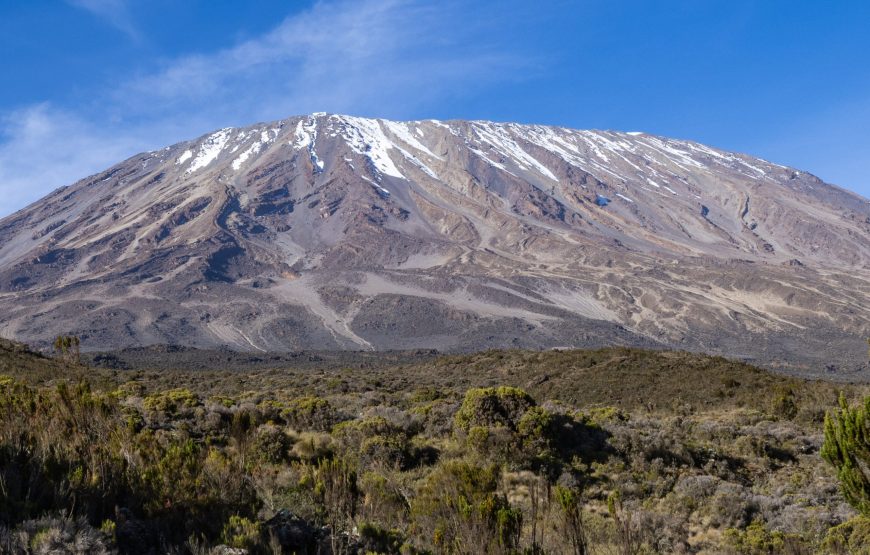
[53,335,81,364]
[822,395,870,515]
[303,457,359,554]
[411,461,522,554]
[554,486,588,555]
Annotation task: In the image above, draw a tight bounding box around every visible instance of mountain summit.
[0,114,867,373]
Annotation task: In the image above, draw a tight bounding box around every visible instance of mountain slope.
[0,114,867,374]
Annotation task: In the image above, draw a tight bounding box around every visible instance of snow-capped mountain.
[0,114,868,374]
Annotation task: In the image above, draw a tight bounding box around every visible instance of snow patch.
[382,120,442,159]
[176,150,192,165]
[294,117,325,172]
[187,129,233,173]
[332,116,404,179]
[471,122,557,180]
[232,140,263,171]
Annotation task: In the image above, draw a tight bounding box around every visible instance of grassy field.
[1,339,869,554]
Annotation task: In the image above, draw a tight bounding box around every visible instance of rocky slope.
[0,114,867,374]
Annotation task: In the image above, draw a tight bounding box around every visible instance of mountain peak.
[0,114,867,372]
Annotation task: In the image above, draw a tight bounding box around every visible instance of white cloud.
[67,0,139,40]
[0,104,146,216]
[118,0,524,123]
[0,0,530,217]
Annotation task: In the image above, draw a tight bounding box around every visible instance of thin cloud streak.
[0,104,147,216]
[0,0,532,217]
[66,0,140,41]
[118,0,528,122]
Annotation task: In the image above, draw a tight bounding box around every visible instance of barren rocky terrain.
[0,114,867,375]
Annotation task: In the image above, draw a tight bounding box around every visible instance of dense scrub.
[1,342,869,553]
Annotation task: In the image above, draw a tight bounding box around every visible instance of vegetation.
[52,334,81,364]
[0,340,868,553]
[823,395,870,515]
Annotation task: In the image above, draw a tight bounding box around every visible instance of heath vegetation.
[1,339,869,553]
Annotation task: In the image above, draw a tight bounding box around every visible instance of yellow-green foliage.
[1,343,868,554]
[220,515,261,550]
[143,388,200,413]
[771,387,799,420]
[454,386,535,431]
[114,380,146,398]
[822,395,870,515]
[357,522,404,553]
[822,515,870,554]
[250,424,292,464]
[281,396,338,431]
[100,519,116,537]
[409,386,444,404]
[211,395,236,408]
[724,520,785,554]
[297,456,359,538]
[359,472,408,530]
[585,406,628,426]
[410,460,522,554]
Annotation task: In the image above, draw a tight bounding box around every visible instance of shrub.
[723,520,785,554]
[251,424,292,464]
[332,416,412,469]
[454,387,535,432]
[771,388,798,420]
[360,435,411,470]
[143,388,200,414]
[220,515,261,550]
[281,396,340,432]
[0,516,112,554]
[357,522,405,554]
[821,515,870,554]
[553,486,588,555]
[821,395,870,515]
[359,472,409,530]
[299,457,359,554]
[410,461,522,554]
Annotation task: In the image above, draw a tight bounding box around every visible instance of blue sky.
[1,0,869,216]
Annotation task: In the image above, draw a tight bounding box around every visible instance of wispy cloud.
[0,0,530,217]
[66,0,139,40]
[118,0,526,123]
[0,104,146,215]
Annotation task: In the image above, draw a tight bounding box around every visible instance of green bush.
[251,424,292,464]
[143,388,200,414]
[410,461,522,554]
[454,386,535,432]
[771,388,798,420]
[822,395,870,515]
[332,416,412,468]
[723,520,785,554]
[357,521,405,554]
[360,435,411,470]
[821,515,870,554]
[281,396,340,431]
[220,515,261,550]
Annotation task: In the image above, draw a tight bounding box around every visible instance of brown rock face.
[0,114,867,375]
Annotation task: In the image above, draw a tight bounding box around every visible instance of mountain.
[0,114,867,374]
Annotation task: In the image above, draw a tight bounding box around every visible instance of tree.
[554,486,588,555]
[53,335,81,364]
[302,457,359,555]
[822,395,870,515]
